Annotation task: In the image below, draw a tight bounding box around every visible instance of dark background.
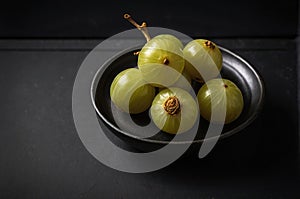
[0,0,299,198]
[0,0,298,38]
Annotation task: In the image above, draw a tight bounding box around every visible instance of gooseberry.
[124,14,185,87]
[197,78,244,124]
[137,34,185,87]
[110,68,156,114]
[150,87,199,134]
[183,39,223,82]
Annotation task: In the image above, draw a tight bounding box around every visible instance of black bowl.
[91,45,265,153]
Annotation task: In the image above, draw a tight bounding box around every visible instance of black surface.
[0,0,298,38]
[0,38,299,198]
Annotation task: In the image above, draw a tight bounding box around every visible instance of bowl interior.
[92,47,264,144]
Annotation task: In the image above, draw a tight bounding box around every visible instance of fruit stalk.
[124,14,151,42]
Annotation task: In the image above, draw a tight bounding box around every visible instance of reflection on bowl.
[91,45,265,153]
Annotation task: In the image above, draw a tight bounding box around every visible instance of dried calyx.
[163,57,170,65]
[163,96,181,115]
[204,40,215,49]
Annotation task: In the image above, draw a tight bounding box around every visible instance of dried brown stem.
[124,14,151,42]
